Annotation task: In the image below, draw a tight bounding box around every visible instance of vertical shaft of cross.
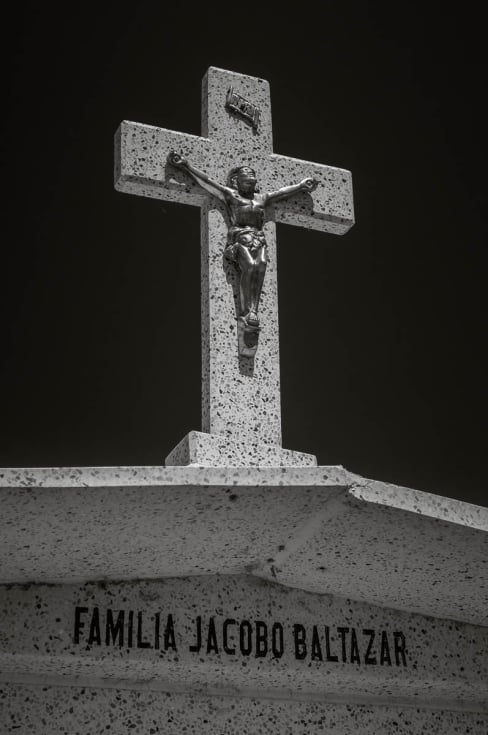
[200,68,282,447]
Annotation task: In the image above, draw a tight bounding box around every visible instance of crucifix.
[115,67,354,467]
[166,151,318,338]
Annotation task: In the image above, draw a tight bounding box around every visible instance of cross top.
[115,67,354,467]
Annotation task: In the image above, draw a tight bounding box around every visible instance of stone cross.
[115,67,354,467]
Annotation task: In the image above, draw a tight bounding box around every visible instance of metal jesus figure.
[168,151,318,334]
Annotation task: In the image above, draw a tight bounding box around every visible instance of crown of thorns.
[227,166,257,187]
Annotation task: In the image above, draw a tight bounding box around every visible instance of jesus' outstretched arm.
[265,177,319,204]
[167,151,232,202]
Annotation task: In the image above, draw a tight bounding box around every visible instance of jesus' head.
[228,166,257,195]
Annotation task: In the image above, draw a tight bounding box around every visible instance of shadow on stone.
[237,324,257,375]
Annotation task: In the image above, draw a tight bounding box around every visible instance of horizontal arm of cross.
[262,154,354,235]
[115,121,355,236]
[114,120,221,208]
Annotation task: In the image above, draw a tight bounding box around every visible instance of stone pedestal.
[1,466,487,733]
[165,430,317,467]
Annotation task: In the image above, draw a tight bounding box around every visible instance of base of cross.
[165,431,317,468]
[237,316,260,358]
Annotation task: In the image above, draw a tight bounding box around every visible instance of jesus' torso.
[226,191,267,230]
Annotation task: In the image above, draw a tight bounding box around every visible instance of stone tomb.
[0,467,487,733]
[1,69,488,733]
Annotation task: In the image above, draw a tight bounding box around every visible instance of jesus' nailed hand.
[167,150,318,330]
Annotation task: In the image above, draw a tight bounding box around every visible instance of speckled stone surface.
[115,67,354,464]
[165,430,317,466]
[0,577,486,710]
[1,466,487,626]
[2,685,486,734]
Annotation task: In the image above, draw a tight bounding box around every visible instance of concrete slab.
[3,684,487,735]
[1,466,487,626]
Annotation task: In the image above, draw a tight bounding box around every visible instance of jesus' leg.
[236,245,256,325]
[248,245,267,325]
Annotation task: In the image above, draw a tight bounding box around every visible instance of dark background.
[1,3,486,506]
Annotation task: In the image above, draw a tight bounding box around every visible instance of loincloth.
[225,226,267,262]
